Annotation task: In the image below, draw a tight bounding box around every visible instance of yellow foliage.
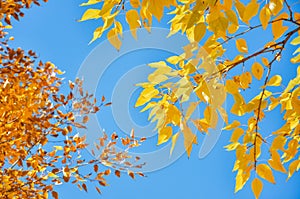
[79,0,300,197]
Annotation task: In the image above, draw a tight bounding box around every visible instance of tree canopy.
[80,0,300,198]
[0,1,144,198]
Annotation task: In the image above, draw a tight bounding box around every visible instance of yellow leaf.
[223,0,232,10]
[225,10,238,25]
[126,10,141,39]
[270,135,286,151]
[79,9,101,22]
[181,121,197,157]
[148,73,168,84]
[170,132,180,156]
[287,160,300,180]
[192,119,210,133]
[283,66,300,94]
[90,26,104,44]
[54,146,63,150]
[243,0,260,22]
[204,106,218,128]
[115,21,123,37]
[218,106,228,124]
[235,169,250,193]
[228,24,239,34]
[256,164,276,184]
[135,86,159,107]
[268,96,280,111]
[268,150,287,173]
[141,102,156,112]
[283,139,298,162]
[225,79,239,94]
[194,23,206,42]
[130,0,140,8]
[230,128,244,142]
[185,102,199,120]
[261,57,269,66]
[157,126,172,145]
[231,93,246,116]
[266,75,282,86]
[236,38,248,53]
[107,28,121,50]
[291,53,300,63]
[225,142,240,151]
[272,13,289,40]
[166,104,181,126]
[251,178,263,199]
[259,5,271,30]
[80,0,101,6]
[175,77,193,102]
[223,120,241,130]
[195,80,210,103]
[240,72,252,89]
[103,11,119,31]
[235,0,246,21]
[269,0,283,16]
[48,172,59,178]
[148,0,176,21]
[290,35,300,45]
[252,62,264,80]
[99,1,116,17]
[166,55,182,65]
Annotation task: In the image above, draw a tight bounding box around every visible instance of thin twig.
[253,26,299,169]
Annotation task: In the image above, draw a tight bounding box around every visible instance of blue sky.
[7,0,300,198]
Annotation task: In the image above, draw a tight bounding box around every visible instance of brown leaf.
[82,116,89,124]
[82,183,88,192]
[115,170,121,178]
[127,170,135,179]
[52,191,58,199]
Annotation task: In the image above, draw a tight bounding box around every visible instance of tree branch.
[253,26,299,170]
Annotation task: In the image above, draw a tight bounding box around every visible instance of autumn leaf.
[256,164,276,184]
[236,38,248,53]
[266,75,282,87]
[251,62,264,80]
[251,178,263,199]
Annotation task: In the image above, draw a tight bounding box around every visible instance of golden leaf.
[126,10,141,39]
[272,13,289,40]
[194,23,206,42]
[79,9,101,22]
[223,120,241,130]
[135,86,159,107]
[236,38,248,53]
[157,126,173,145]
[243,0,260,22]
[80,0,102,6]
[266,75,282,87]
[251,178,263,199]
[256,164,276,184]
[225,79,239,94]
[287,160,300,180]
[130,0,140,8]
[107,28,122,50]
[170,132,180,156]
[269,0,283,16]
[52,191,58,199]
[268,150,286,173]
[230,128,244,143]
[251,62,264,80]
[259,5,271,30]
